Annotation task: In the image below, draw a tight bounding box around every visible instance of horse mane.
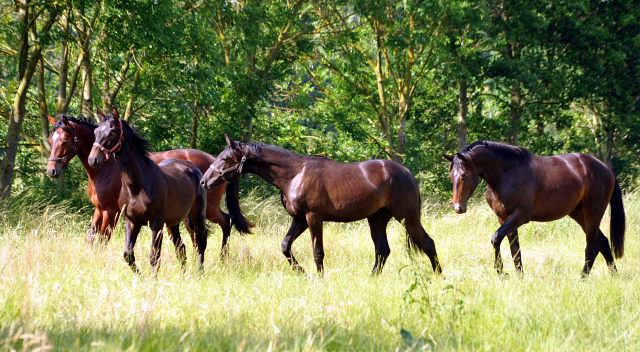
[52,114,97,134]
[104,114,152,159]
[244,142,301,160]
[460,141,533,164]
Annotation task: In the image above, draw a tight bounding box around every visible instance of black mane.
[52,114,97,134]
[459,141,533,164]
[243,142,301,160]
[103,114,152,158]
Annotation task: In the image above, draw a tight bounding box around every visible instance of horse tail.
[225,178,254,234]
[610,178,625,259]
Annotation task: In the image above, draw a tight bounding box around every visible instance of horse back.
[289,157,419,221]
[526,153,615,221]
[157,158,204,226]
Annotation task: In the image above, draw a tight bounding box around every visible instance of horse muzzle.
[453,203,467,214]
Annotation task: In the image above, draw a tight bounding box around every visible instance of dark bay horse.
[46,112,252,257]
[87,108,210,273]
[200,135,442,275]
[444,141,625,276]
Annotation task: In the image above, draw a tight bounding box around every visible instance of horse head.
[201,134,246,190]
[47,115,77,178]
[444,152,480,214]
[89,107,124,168]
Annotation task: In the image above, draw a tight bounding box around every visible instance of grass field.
[1,190,640,351]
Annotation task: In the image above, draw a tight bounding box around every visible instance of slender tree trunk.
[80,51,94,120]
[124,65,140,122]
[458,78,468,151]
[509,84,521,145]
[1,8,56,203]
[38,58,51,152]
[56,13,69,115]
[190,102,199,149]
[77,7,95,121]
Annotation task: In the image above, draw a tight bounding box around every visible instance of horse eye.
[462,174,468,180]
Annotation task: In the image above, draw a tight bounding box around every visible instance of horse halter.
[209,150,247,183]
[92,119,124,160]
[48,122,77,166]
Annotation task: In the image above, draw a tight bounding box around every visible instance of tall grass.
[1,191,639,351]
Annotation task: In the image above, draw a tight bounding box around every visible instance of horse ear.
[48,115,57,125]
[96,108,105,120]
[224,134,239,149]
[443,154,454,162]
[456,153,467,163]
[112,107,120,120]
[62,115,70,127]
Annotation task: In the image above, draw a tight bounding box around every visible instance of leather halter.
[48,122,77,166]
[92,119,124,160]
[209,149,247,183]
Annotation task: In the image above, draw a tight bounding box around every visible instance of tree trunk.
[77,7,95,121]
[457,78,468,151]
[1,9,56,203]
[38,58,51,152]
[190,102,199,149]
[509,84,521,145]
[80,51,94,121]
[56,13,69,116]
[124,65,140,122]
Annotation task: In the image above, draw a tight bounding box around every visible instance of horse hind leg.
[167,224,187,271]
[206,207,232,261]
[188,193,209,272]
[404,216,442,274]
[281,218,308,274]
[182,218,198,251]
[569,208,612,276]
[367,209,393,276]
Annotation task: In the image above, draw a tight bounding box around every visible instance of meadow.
[1,190,639,351]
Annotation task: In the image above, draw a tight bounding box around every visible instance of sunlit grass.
[1,191,640,351]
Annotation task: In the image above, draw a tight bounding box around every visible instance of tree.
[0,0,57,203]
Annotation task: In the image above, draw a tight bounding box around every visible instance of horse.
[46,111,252,258]
[444,141,625,277]
[200,135,442,276]
[86,107,209,273]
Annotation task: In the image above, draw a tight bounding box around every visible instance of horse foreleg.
[507,229,523,274]
[86,208,102,244]
[306,213,325,275]
[149,220,165,276]
[281,218,308,274]
[492,211,529,275]
[100,210,119,244]
[218,213,232,261]
[124,220,141,274]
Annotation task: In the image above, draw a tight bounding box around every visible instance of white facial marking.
[52,131,61,142]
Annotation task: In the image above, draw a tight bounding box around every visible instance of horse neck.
[115,140,154,193]
[472,148,513,188]
[244,147,303,190]
[73,123,102,180]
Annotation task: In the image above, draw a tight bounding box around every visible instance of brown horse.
[86,107,210,273]
[444,141,625,276]
[200,135,442,275]
[46,112,252,257]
